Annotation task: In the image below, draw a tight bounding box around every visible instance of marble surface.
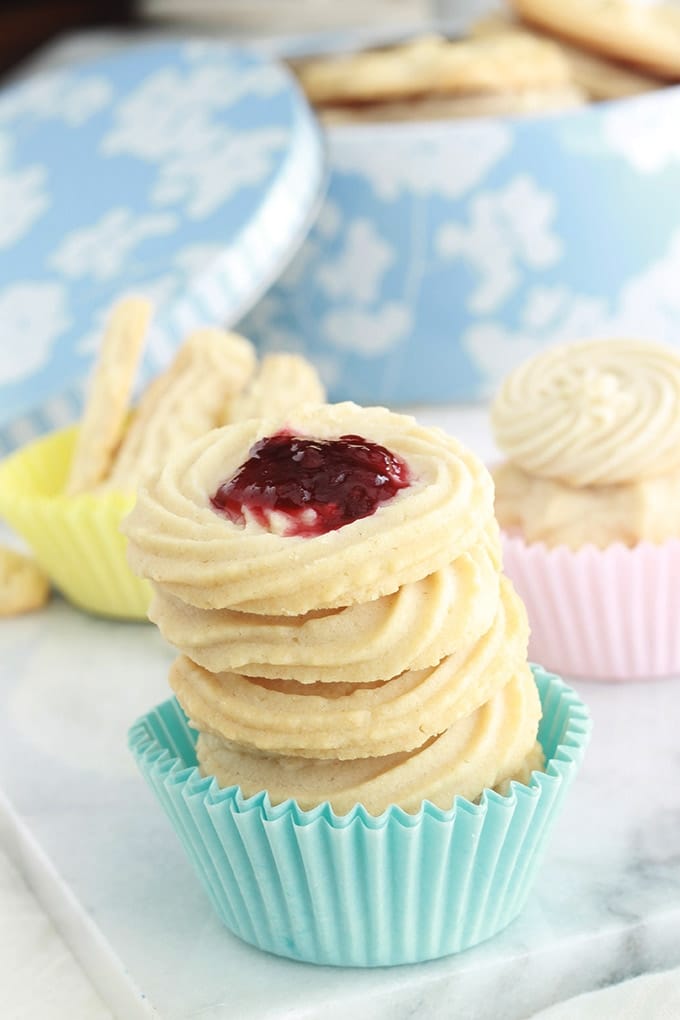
[0,406,679,1019]
[0,845,113,1020]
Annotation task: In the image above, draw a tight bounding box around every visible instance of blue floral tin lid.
[0,40,324,452]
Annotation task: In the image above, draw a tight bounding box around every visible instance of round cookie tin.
[238,35,680,404]
[0,40,324,454]
[6,30,680,428]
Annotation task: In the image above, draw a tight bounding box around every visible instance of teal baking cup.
[128,665,590,966]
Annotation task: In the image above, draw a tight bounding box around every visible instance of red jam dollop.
[211,431,411,536]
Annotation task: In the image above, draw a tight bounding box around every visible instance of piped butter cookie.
[124,403,496,614]
[169,577,529,760]
[107,328,256,490]
[148,538,500,682]
[492,337,680,548]
[228,353,325,424]
[126,399,592,966]
[66,296,151,495]
[492,336,680,679]
[473,10,664,100]
[194,665,543,815]
[296,31,574,106]
[511,0,680,80]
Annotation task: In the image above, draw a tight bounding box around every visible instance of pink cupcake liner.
[502,534,680,681]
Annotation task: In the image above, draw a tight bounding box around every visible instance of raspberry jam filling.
[211,431,411,536]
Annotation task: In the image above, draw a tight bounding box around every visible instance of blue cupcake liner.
[128,665,591,966]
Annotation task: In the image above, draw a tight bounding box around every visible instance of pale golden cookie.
[493,460,680,550]
[149,538,499,682]
[295,32,573,107]
[195,664,543,815]
[66,296,151,495]
[473,11,664,100]
[123,403,496,614]
[169,576,528,760]
[491,339,680,487]
[107,329,256,490]
[126,397,544,816]
[229,353,325,423]
[511,0,680,80]
[492,338,680,549]
[318,86,585,124]
[0,546,50,616]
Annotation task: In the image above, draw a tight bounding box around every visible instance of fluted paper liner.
[128,666,591,966]
[0,427,151,619]
[503,534,680,681]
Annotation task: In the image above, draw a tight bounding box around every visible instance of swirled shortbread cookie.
[149,537,499,682]
[492,338,680,547]
[296,32,573,107]
[0,546,50,616]
[511,0,680,80]
[229,353,325,423]
[169,576,528,759]
[492,339,680,486]
[127,399,544,814]
[124,403,496,614]
[66,296,151,495]
[107,329,256,489]
[195,663,543,815]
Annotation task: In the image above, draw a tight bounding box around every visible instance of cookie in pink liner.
[492,338,680,680]
[502,533,680,681]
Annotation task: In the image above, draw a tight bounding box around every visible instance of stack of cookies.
[291,0,680,123]
[293,31,586,124]
[125,402,543,815]
[127,401,593,967]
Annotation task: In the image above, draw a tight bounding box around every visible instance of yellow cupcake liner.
[0,427,151,620]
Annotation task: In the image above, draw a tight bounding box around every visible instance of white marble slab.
[1,406,679,1020]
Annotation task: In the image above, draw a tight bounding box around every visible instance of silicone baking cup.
[0,426,151,619]
[503,534,680,682]
[129,665,591,967]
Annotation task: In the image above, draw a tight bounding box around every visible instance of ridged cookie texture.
[491,338,680,548]
[107,329,256,490]
[124,402,496,615]
[148,538,500,682]
[229,353,325,424]
[125,401,542,815]
[491,337,680,487]
[195,668,542,815]
[169,578,529,760]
